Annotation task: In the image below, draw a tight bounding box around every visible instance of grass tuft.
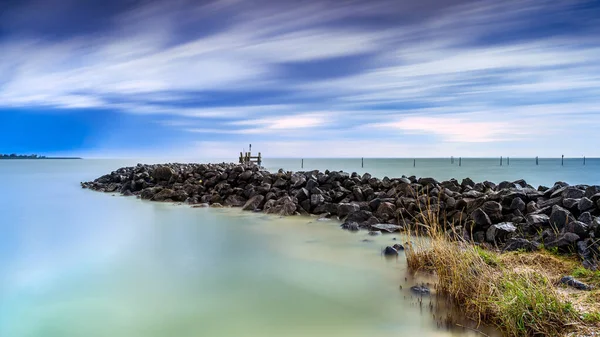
[403,197,588,336]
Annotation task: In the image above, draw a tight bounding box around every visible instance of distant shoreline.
[0,157,82,160]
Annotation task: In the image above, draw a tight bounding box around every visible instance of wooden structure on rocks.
[239,144,262,166]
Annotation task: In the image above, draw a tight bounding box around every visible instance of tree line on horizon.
[0,154,47,159]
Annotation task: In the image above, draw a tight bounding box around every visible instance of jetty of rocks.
[82,162,600,268]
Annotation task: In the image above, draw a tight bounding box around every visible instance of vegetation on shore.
[405,207,600,337]
[0,154,81,159]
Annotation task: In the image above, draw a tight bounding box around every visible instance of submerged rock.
[410,285,430,295]
[382,246,398,256]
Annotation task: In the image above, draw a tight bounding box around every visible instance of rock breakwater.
[82,162,600,268]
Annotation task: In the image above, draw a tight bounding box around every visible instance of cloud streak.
[1,0,600,156]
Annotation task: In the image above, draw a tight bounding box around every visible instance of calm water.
[262,158,600,188]
[3,157,597,337]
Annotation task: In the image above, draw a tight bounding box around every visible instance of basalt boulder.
[549,205,573,231]
[486,222,516,244]
[242,195,265,211]
[338,203,361,218]
[152,166,175,181]
[502,238,540,252]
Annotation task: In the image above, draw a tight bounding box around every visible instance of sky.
[1,0,600,158]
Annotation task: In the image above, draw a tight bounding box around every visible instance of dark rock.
[578,197,594,213]
[376,202,396,219]
[305,179,318,192]
[585,186,600,198]
[392,243,405,251]
[473,231,486,243]
[313,202,338,215]
[578,212,593,225]
[368,231,381,236]
[225,195,247,207]
[502,238,540,252]
[341,222,360,231]
[410,285,430,295]
[562,198,579,209]
[242,195,265,211]
[525,214,550,230]
[277,196,298,216]
[562,187,586,199]
[352,187,364,202]
[463,190,484,199]
[239,170,253,180]
[418,177,439,186]
[291,175,306,188]
[461,178,475,188]
[526,201,538,214]
[486,222,516,243]
[211,203,224,208]
[563,220,589,238]
[510,197,526,212]
[482,201,503,223]
[549,205,573,231]
[122,190,134,197]
[537,197,562,209]
[140,187,158,200]
[310,193,325,208]
[295,188,310,201]
[152,166,175,181]
[577,240,594,263]
[560,276,591,291]
[383,246,398,256]
[370,223,402,233]
[545,233,580,252]
[152,188,175,201]
[272,178,288,189]
[513,179,528,188]
[498,181,516,190]
[338,203,361,218]
[368,198,382,212]
[346,210,373,224]
[471,208,492,228]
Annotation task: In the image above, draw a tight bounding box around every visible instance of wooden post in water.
[536,156,539,165]
[459,157,462,166]
[507,157,510,165]
[500,156,503,166]
[584,156,586,165]
[562,155,564,166]
[301,159,304,168]
[362,157,364,168]
[413,159,416,167]
[451,156,454,164]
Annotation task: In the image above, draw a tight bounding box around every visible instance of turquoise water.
[4,157,597,337]
[262,158,600,188]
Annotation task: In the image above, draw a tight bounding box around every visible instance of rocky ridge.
[81,162,600,269]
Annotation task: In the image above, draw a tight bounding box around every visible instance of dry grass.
[402,196,600,337]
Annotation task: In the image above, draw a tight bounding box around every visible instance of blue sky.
[1,0,600,158]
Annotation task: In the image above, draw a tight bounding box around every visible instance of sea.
[1,157,598,337]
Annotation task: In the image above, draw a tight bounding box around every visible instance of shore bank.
[81,162,600,336]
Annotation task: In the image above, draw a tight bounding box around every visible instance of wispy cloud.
[1,0,599,156]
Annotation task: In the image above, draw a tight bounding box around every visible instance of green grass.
[572,267,600,284]
[475,245,500,267]
[582,312,600,324]
[493,272,575,336]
